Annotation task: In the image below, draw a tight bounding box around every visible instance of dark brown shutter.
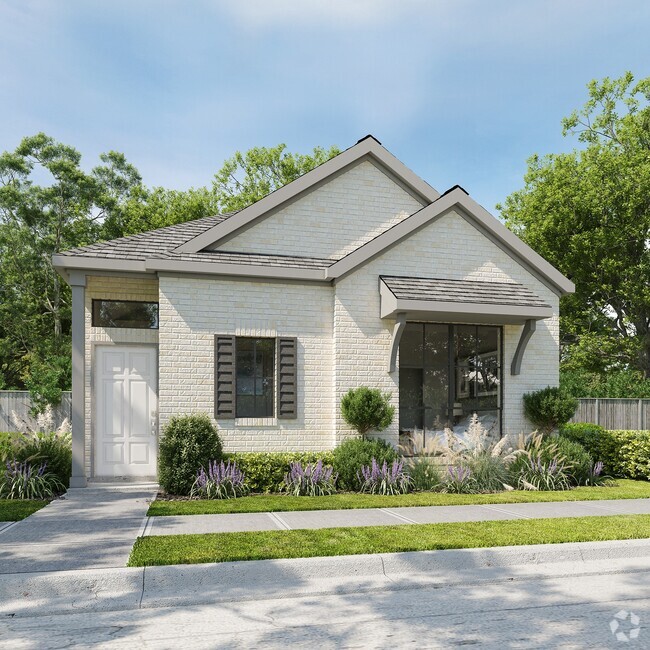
[214,335,236,418]
[277,337,297,419]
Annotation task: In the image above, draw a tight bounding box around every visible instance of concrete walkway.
[0,484,157,574]
[144,497,650,536]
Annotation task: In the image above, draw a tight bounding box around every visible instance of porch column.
[69,271,87,488]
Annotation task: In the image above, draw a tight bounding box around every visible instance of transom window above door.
[399,323,501,439]
[92,300,159,329]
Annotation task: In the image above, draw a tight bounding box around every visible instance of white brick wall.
[215,160,424,260]
[334,210,560,444]
[158,274,335,452]
[82,213,561,467]
[84,275,159,477]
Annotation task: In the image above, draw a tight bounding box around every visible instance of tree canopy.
[0,136,339,407]
[499,72,650,380]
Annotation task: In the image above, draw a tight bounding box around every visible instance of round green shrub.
[158,414,223,495]
[523,386,578,434]
[340,386,395,438]
[332,437,397,491]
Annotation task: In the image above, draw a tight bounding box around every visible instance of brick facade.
[82,164,561,470]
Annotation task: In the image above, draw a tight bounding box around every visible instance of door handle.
[151,410,158,436]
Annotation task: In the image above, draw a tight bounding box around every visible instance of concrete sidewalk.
[0,484,157,574]
[144,497,650,536]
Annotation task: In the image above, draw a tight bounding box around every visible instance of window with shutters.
[214,335,298,420]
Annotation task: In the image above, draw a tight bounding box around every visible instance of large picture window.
[235,337,275,418]
[399,323,502,438]
[92,300,159,329]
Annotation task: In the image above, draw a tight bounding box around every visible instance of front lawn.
[0,499,48,521]
[128,513,650,566]
[147,479,650,516]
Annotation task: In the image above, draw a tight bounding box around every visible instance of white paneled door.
[95,346,158,478]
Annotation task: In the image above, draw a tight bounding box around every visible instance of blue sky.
[1,0,649,213]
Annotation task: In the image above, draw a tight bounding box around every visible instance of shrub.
[14,431,72,488]
[190,460,248,499]
[227,451,335,493]
[546,436,593,486]
[442,465,476,494]
[560,423,650,480]
[283,460,337,496]
[0,460,64,499]
[340,387,395,438]
[523,386,578,434]
[0,432,17,463]
[466,452,510,492]
[332,437,397,491]
[358,458,413,495]
[516,456,572,491]
[158,414,223,495]
[406,457,442,491]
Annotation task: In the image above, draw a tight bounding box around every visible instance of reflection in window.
[399,323,501,443]
[92,300,159,329]
[236,337,275,418]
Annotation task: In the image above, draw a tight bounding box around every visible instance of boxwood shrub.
[332,437,398,491]
[226,451,335,493]
[560,423,650,480]
[158,414,223,495]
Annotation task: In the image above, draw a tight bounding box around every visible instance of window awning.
[379,276,552,325]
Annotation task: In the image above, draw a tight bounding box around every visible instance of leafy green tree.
[212,143,340,213]
[499,73,650,377]
[0,134,141,407]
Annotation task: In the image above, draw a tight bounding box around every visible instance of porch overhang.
[381,276,553,373]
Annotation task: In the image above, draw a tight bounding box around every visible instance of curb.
[3,538,650,617]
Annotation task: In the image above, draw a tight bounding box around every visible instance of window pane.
[399,368,423,430]
[236,337,274,418]
[455,325,477,367]
[424,324,448,367]
[399,323,424,366]
[92,300,159,329]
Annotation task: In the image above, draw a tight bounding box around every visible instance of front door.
[95,345,158,478]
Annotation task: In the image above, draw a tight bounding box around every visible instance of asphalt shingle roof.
[380,275,550,308]
[59,213,331,270]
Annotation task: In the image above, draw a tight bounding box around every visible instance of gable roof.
[52,137,574,296]
[173,135,441,254]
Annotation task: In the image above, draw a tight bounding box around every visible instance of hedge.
[560,423,650,480]
[226,451,335,493]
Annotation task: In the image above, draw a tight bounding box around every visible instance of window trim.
[91,299,159,330]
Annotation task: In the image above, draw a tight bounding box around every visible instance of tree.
[340,387,395,438]
[0,134,141,407]
[499,73,650,377]
[212,143,340,213]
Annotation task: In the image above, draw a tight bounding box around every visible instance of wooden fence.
[571,398,650,431]
[0,391,72,432]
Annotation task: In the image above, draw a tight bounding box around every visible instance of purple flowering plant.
[357,458,413,495]
[190,460,249,499]
[442,464,476,494]
[0,460,64,499]
[516,455,572,491]
[283,460,337,496]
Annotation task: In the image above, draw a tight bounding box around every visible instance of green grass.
[0,499,48,521]
[128,513,650,567]
[147,479,650,516]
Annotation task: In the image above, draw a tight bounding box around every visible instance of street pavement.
[1,541,649,649]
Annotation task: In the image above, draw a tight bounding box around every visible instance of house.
[52,136,574,486]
